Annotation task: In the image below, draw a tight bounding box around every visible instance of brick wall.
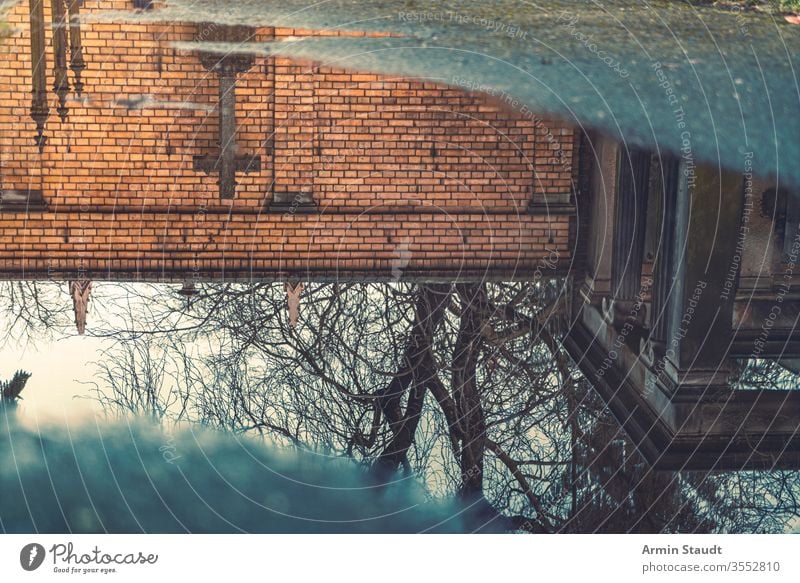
[0,0,577,281]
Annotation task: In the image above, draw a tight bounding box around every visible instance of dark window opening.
[0,188,47,212]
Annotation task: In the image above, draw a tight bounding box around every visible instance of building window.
[0,188,47,212]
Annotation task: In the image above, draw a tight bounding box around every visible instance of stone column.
[648,153,681,353]
[580,135,618,304]
[661,162,744,390]
[606,146,651,324]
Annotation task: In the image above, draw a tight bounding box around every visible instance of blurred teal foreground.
[0,414,487,533]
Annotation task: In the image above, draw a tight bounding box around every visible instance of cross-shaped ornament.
[193,25,261,199]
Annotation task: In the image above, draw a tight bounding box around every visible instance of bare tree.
[89,279,800,533]
[0,281,71,345]
[1,370,31,408]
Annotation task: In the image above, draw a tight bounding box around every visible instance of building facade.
[2,0,799,470]
[0,0,577,281]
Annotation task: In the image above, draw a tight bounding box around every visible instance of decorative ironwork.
[51,0,71,121]
[67,0,86,96]
[28,0,50,152]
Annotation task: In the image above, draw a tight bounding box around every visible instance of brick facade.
[0,1,577,281]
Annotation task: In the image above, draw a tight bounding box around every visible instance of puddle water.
[2,0,800,534]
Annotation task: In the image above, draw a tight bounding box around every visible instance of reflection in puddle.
[1,0,800,533]
[733,359,800,391]
[1,280,799,533]
[91,0,800,189]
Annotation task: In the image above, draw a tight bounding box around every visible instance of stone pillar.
[580,135,618,304]
[648,153,681,353]
[606,146,651,324]
[661,162,744,389]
